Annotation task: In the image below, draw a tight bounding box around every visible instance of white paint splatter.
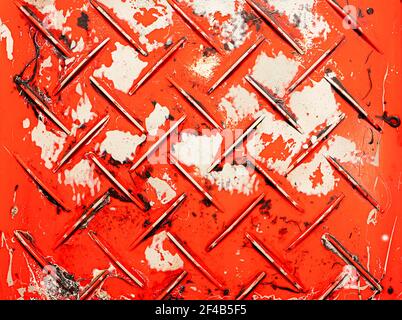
[63,159,101,205]
[251,51,300,97]
[207,163,259,195]
[148,176,176,204]
[145,231,183,272]
[98,0,173,52]
[171,132,222,174]
[145,103,170,136]
[0,19,14,60]
[337,265,369,291]
[93,42,148,93]
[99,130,146,163]
[31,118,66,169]
[218,84,260,125]
[268,0,331,48]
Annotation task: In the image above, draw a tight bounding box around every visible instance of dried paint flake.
[98,0,173,52]
[148,176,177,204]
[207,163,259,195]
[99,130,146,163]
[93,42,148,93]
[171,132,223,174]
[0,19,14,60]
[63,159,101,205]
[145,231,184,272]
[145,103,170,136]
[218,84,260,125]
[31,118,67,169]
[268,0,331,47]
[251,51,300,97]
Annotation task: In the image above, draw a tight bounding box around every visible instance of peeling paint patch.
[145,103,170,136]
[31,118,67,169]
[63,159,101,205]
[99,130,146,163]
[218,85,260,125]
[98,0,173,52]
[251,51,300,97]
[171,132,222,174]
[207,163,259,195]
[93,42,148,93]
[145,231,183,272]
[148,176,176,204]
[268,0,331,48]
[185,0,250,50]
[0,19,14,60]
[25,0,72,34]
[189,53,220,79]
[287,135,362,196]
[71,84,96,135]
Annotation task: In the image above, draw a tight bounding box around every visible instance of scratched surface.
[0,0,401,300]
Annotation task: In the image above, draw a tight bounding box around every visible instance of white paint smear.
[268,0,331,47]
[145,103,170,136]
[207,163,259,195]
[93,42,148,93]
[218,84,260,125]
[99,130,146,163]
[63,159,101,205]
[31,118,66,169]
[171,132,223,174]
[0,19,14,60]
[99,0,173,52]
[148,176,176,204]
[145,231,183,272]
[251,51,300,97]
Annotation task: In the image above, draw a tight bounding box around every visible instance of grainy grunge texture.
[0,0,401,300]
